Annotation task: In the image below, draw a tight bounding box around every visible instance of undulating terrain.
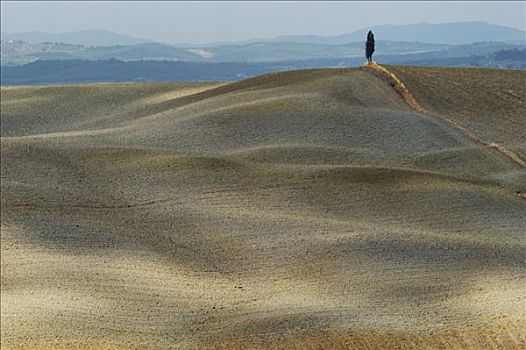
[1,66,525,349]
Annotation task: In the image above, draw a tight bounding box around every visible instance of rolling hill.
[1,65,525,349]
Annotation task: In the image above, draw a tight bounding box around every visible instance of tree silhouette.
[366,31,375,63]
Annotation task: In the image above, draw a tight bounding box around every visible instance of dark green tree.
[366,31,375,63]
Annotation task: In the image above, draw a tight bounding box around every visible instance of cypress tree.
[366,31,375,63]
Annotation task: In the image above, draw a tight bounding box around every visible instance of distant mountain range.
[1,40,457,65]
[2,38,524,67]
[2,21,525,84]
[2,21,525,48]
[265,21,526,46]
[1,29,150,46]
[3,47,525,85]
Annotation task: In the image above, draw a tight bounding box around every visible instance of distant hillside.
[4,39,525,67]
[205,41,447,62]
[3,48,525,86]
[2,22,525,67]
[2,40,451,65]
[1,29,150,46]
[37,42,202,61]
[266,21,526,45]
[0,40,84,66]
[3,21,524,49]
[0,59,277,85]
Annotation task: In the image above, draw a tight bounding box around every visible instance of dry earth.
[1,66,525,349]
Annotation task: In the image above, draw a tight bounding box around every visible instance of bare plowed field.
[1,67,525,349]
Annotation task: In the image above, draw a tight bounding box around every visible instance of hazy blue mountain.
[256,22,526,45]
[174,39,262,48]
[0,42,206,65]
[4,39,524,66]
[1,40,450,65]
[42,42,202,61]
[1,41,84,66]
[2,20,525,67]
[3,21,524,50]
[3,49,524,85]
[0,59,277,85]
[207,41,447,62]
[1,29,150,46]
[442,41,525,57]
[344,22,525,44]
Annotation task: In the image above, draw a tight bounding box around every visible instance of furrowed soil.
[1,67,525,349]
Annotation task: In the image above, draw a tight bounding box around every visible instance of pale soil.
[1,67,525,349]
[387,65,526,161]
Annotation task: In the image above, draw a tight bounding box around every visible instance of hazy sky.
[1,1,525,44]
